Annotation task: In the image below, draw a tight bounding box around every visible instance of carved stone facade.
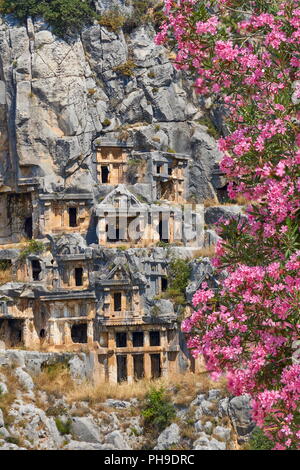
[0,143,209,382]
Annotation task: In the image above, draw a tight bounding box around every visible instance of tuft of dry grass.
[32,362,228,409]
[0,366,20,426]
[0,269,12,285]
[203,197,219,208]
[192,245,216,259]
[34,363,74,398]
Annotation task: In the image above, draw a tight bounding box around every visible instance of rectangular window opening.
[114,292,122,312]
[116,332,127,348]
[150,331,160,347]
[132,331,144,348]
[75,267,83,286]
[69,207,77,227]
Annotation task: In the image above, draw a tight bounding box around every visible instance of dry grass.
[203,197,220,208]
[0,269,12,285]
[66,371,227,405]
[203,197,250,208]
[33,363,74,398]
[32,362,228,410]
[192,245,216,259]
[0,366,20,426]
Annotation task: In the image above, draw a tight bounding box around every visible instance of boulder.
[228,395,255,438]
[154,423,181,450]
[70,417,101,444]
[14,368,34,392]
[205,205,243,225]
[104,399,132,409]
[213,426,231,442]
[105,430,131,450]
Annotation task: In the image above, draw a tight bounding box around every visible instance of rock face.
[155,423,181,450]
[0,352,256,451]
[0,6,235,380]
[70,417,101,443]
[0,14,222,200]
[228,395,255,442]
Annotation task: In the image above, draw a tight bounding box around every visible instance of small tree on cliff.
[157,0,300,449]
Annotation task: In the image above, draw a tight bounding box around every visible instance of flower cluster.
[157,0,300,449]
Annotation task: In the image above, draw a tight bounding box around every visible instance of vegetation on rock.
[141,387,176,433]
[0,0,95,36]
[19,239,44,261]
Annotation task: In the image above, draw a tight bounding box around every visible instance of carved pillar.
[63,321,72,345]
[144,330,150,347]
[98,217,107,245]
[144,353,152,379]
[48,320,55,346]
[161,351,168,377]
[22,318,32,348]
[87,321,94,345]
[108,352,117,383]
[43,202,51,234]
[127,354,134,384]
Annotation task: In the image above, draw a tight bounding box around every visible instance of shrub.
[141,387,175,433]
[0,0,95,37]
[98,8,126,32]
[248,427,274,451]
[19,239,44,261]
[197,114,220,140]
[55,417,71,435]
[168,259,191,294]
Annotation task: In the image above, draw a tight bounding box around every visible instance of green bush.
[98,8,126,32]
[248,427,274,450]
[141,387,176,434]
[55,417,71,435]
[168,258,191,294]
[19,239,44,261]
[0,0,95,37]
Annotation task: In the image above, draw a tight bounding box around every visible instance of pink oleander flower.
[158,0,300,449]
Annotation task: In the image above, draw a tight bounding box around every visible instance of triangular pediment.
[99,185,143,210]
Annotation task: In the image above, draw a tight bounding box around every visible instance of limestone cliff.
[0,4,223,199]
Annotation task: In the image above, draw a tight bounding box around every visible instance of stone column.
[98,217,107,245]
[161,351,168,377]
[48,320,55,346]
[152,211,160,243]
[144,353,152,379]
[108,352,118,383]
[161,329,168,349]
[63,321,72,345]
[87,320,94,345]
[22,318,32,348]
[144,330,150,347]
[127,331,133,349]
[127,354,134,384]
